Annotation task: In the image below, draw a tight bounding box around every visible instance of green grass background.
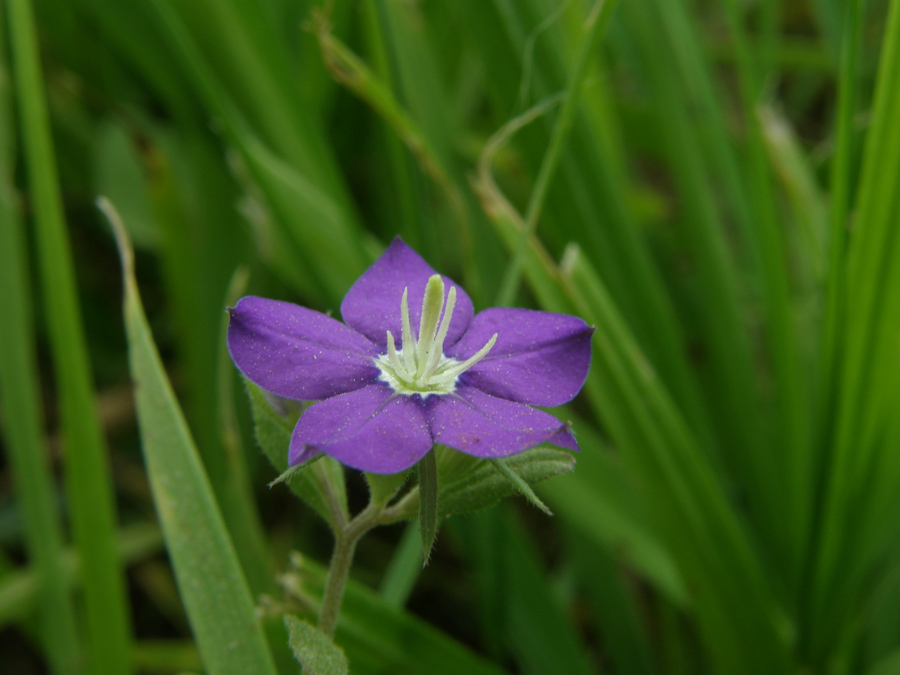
[3,0,900,673]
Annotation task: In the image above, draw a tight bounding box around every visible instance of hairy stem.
[317,502,382,637]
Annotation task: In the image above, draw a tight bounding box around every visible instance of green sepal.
[384,446,574,523]
[244,379,348,528]
[365,470,410,506]
[418,450,440,566]
[441,448,571,517]
[284,615,349,675]
[269,459,320,488]
[490,457,553,515]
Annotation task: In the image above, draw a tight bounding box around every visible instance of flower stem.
[317,503,382,637]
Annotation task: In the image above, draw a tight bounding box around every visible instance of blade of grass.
[146,0,369,305]
[567,529,656,675]
[371,0,507,301]
[564,251,791,674]
[293,557,510,675]
[474,92,712,452]
[806,0,900,659]
[721,0,811,597]
[104,199,277,675]
[476,0,708,426]
[7,1,133,671]
[759,0,782,84]
[496,0,619,307]
[475,129,790,670]
[0,16,80,669]
[819,0,865,399]
[360,0,424,251]
[803,0,866,646]
[449,507,596,675]
[151,126,247,483]
[621,0,785,567]
[131,640,203,674]
[625,1,802,497]
[377,522,422,608]
[760,105,828,284]
[455,1,709,425]
[0,522,163,631]
[539,414,687,606]
[0,197,83,675]
[159,0,347,196]
[312,9,480,296]
[810,0,844,60]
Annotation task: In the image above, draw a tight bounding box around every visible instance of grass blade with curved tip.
[103,199,277,675]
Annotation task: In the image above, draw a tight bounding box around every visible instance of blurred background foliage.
[2,0,900,672]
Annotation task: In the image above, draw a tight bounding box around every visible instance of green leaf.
[441,448,574,519]
[92,121,158,249]
[418,450,439,566]
[539,416,687,606]
[380,447,576,524]
[297,558,509,675]
[449,507,596,675]
[105,200,277,675]
[365,470,410,507]
[490,458,553,516]
[285,616,349,675]
[377,522,422,608]
[0,522,162,633]
[866,649,900,675]
[244,379,348,529]
[9,2,133,670]
[0,10,80,666]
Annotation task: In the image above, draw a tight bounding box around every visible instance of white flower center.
[374,275,497,398]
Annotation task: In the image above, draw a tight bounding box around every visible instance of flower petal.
[447,308,594,406]
[340,237,473,349]
[228,296,380,401]
[290,385,433,473]
[427,387,578,459]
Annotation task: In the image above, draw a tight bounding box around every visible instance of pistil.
[374,275,497,397]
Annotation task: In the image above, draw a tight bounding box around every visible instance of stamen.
[399,288,416,373]
[386,331,405,374]
[376,281,499,398]
[438,334,498,380]
[423,286,456,378]
[415,275,445,378]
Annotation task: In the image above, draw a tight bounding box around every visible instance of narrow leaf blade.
[106,200,277,675]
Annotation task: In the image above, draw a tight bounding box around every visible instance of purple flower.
[227,238,594,474]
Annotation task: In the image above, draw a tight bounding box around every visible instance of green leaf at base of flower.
[441,447,573,519]
[490,457,553,515]
[365,470,410,506]
[245,379,348,529]
[418,449,440,566]
[285,615,349,675]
